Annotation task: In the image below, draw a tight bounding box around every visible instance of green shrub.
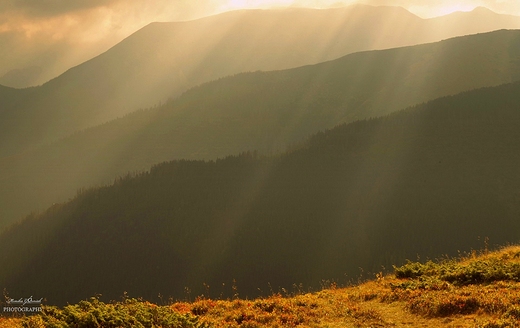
[22,297,203,328]
[394,257,520,286]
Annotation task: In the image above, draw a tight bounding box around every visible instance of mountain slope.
[3,5,520,157]
[0,66,43,89]
[1,29,520,230]
[2,80,520,305]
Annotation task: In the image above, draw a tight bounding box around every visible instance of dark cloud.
[0,0,119,17]
[0,0,221,20]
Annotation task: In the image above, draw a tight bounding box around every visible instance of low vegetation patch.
[387,245,520,326]
[3,245,520,327]
[16,297,200,328]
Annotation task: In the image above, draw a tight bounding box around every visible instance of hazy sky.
[1,0,520,84]
[2,0,520,47]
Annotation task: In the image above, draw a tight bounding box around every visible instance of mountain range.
[4,4,520,89]
[3,5,520,158]
[2,5,520,308]
[1,29,520,230]
[2,79,520,305]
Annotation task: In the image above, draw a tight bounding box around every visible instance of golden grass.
[0,319,20,328]
[3,245,520,327]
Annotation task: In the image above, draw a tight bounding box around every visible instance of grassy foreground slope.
[2,245,520,327]
[2,81,520,305]
[2,29,520,229]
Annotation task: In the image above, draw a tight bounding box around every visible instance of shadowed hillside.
[1,29,520,230]
[3,6,520,157]
[1,80,520,305]
[4,245,520,327]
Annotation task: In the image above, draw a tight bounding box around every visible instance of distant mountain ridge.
[0,66,42,89]
[2,80,520,305]
[2,29,520,230]
[3,5,520,157]
[1,4,520,89]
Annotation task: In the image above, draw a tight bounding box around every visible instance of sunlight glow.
[434,4,477,16]
[214,1,518,19]
[220,0,295,11]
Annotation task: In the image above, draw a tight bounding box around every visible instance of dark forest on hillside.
[1,81,520,305]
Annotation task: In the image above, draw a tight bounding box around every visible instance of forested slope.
[2,81,520,305]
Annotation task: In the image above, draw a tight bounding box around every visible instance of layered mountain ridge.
[1,29,520,230]
[2,80,520,305]
[3,6,520,157]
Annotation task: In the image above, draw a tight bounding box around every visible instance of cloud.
[0,0,222,21]
[0,0,117,18]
